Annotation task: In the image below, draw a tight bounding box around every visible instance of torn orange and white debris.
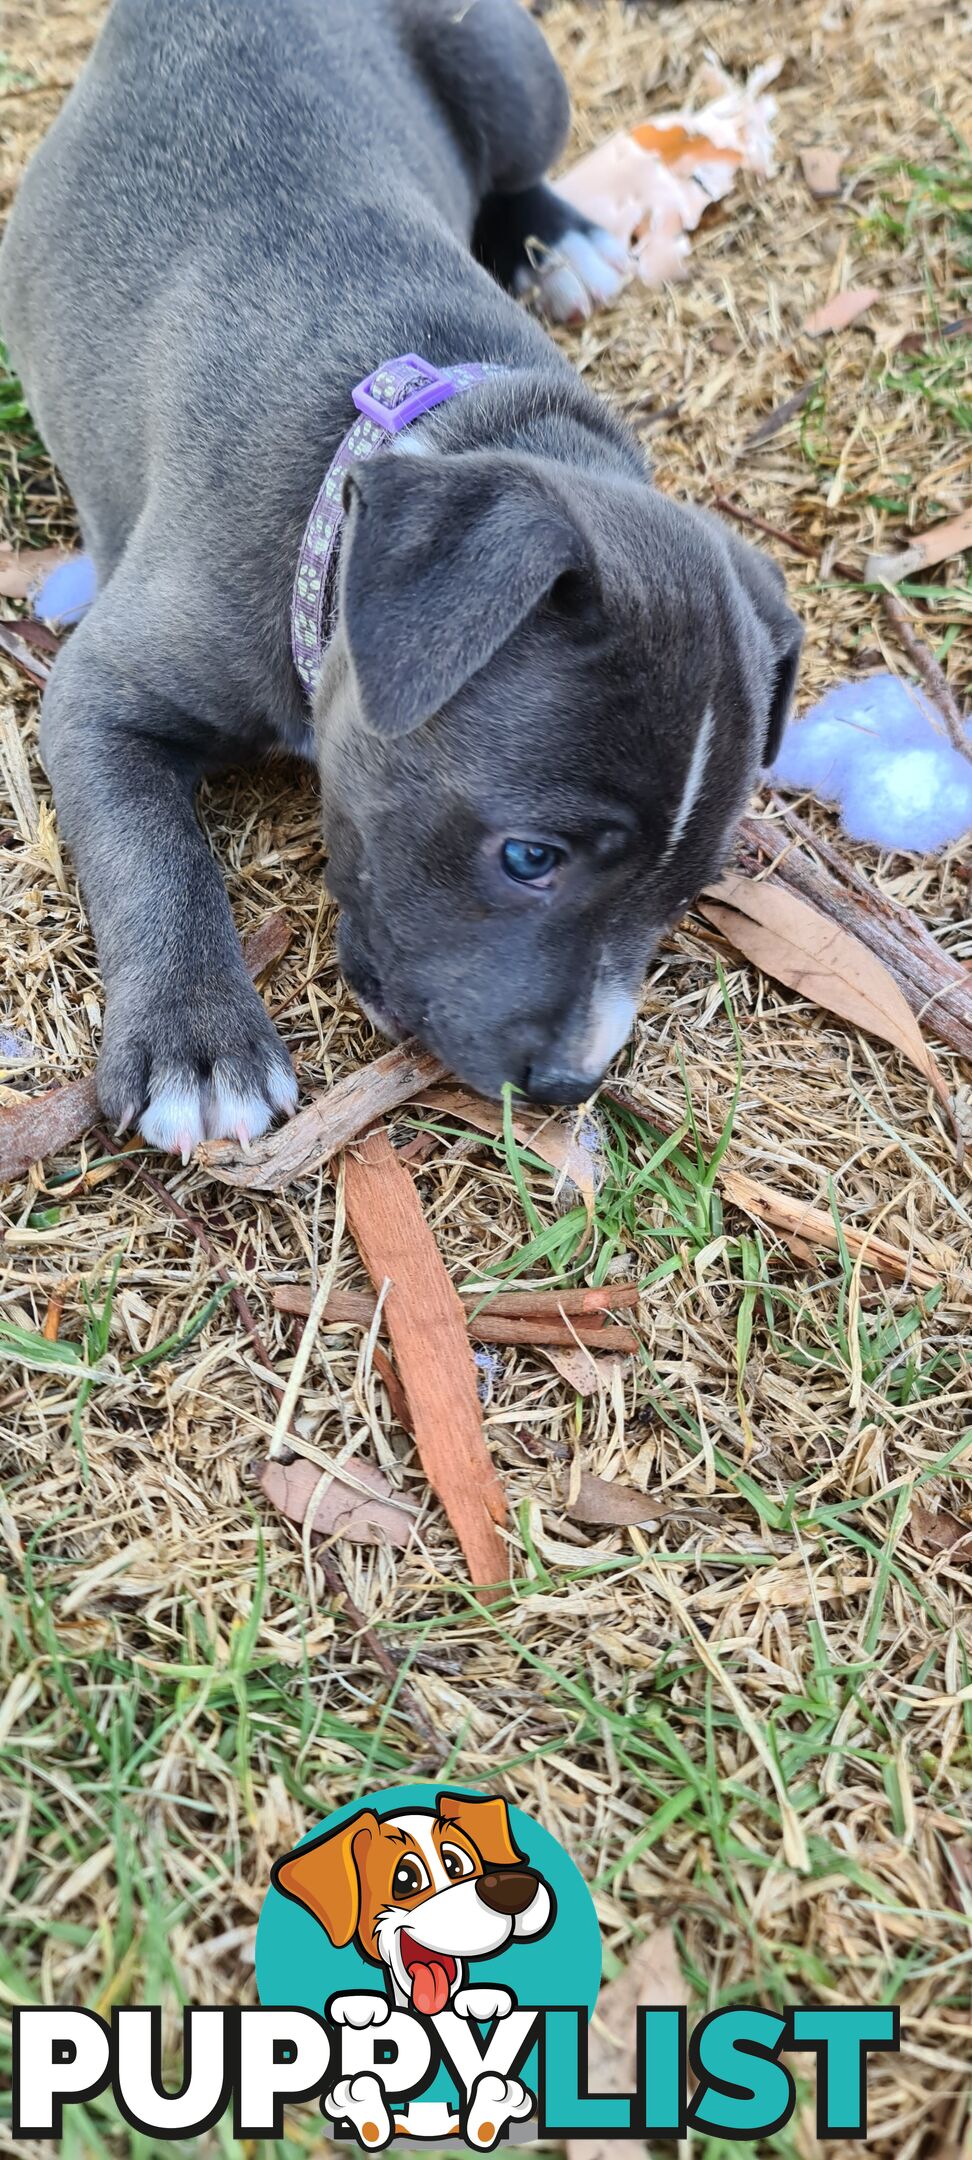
[558,56,781,289]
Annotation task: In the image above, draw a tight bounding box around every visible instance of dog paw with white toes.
[327,1992,391,2029]
[327,2073,392,2148]
[452,1985,514,2024]
[464,2071,534,2148]
[516,226,630,324]
[96,981,298,1160]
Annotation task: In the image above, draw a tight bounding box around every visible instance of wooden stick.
[881,592,972,766]
[198,1041,445,1189]
[273,1281,640,1353]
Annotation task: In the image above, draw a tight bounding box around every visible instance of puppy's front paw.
[452,1985,514,2024]
[516,226,630,324]
[98,979,298,1159]
[327,2073,392,2149]
[464,2072,533,2149]
[327,1993,391,2029]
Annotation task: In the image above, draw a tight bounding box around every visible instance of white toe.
[527,259,592,323]
[559,229,628,305]
[267,1058,299,1115]
[139,1076,207,1156]
[204,1073,274,1144]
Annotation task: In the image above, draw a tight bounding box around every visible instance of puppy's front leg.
[40,624,297,1154]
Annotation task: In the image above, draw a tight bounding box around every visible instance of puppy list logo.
[10,1781,900,2146]
[257,1782,597,2147]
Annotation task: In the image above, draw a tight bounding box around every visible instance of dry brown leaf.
[199,1041,445,1190]
[417,1083,597,1216]
[543,1344,601,1394]
[259,1454,415,1548]
[0,915,293,1181]
[0,543,73,601]
[865,505,972,585]
[721,1169,959,1291]
[798,146,845,197]
[567,1926,688,2160]
[699,872,952,1117]
[910,1500,972,1561]
[566,1470,666,1525]
[343,1126,508,1591]
[803,284,880,335]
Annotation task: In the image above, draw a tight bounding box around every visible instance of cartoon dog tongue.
[410,1954,452,2017]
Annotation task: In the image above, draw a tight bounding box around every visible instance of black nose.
[524,1065,597,1106]
[476,1868,539,1916]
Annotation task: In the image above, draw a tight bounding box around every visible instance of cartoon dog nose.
[475,1869,539,1916]
[524,1064,597,1107]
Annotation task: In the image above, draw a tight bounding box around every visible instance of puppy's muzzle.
[475,1867,540,1916]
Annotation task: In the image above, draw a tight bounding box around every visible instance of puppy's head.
[273,1793,553,2014]
[316,439,801,1104]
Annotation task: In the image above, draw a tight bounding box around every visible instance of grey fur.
[0,0,801,1133]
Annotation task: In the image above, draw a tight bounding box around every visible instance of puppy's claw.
[114,1101,137,1140]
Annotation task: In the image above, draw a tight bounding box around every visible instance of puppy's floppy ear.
[340,452,588,738]
[436,1791,525,1869]
[720,526,803,768]
[271,1810,378,1946]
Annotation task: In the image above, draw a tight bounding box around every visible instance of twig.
[881,592,972,766]
[711,495,858,580]
[274,1281,641,1352]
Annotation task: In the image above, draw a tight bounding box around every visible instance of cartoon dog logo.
[272,1790,555,2144]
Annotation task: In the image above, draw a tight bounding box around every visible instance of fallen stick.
[720,1168,966,1295]
[880,592,972,766]
[273,1280,641,1353]
[1,913,294,1181]
[342,1126,508,1592]
[198,1041,445,1189]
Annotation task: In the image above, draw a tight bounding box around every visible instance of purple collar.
[291,352,496,699]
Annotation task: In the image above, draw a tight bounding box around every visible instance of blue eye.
[500,839,564,884]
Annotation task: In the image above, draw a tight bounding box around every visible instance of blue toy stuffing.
[771,672,972,854]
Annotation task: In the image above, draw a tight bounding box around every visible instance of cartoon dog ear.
[271,1810,379,1946]
[436,1792,525,1869]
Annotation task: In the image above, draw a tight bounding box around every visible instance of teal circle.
[256,1782,601,2107]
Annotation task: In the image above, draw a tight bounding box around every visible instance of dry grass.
[2,1,971,2155]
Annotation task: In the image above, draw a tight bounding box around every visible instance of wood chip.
[342,1126,508,1590]
[698,871,952,1119]
[259,1454,415,1548]
[0,915,293,1181]
[566,1470,666,1526]
[199,1041,445,1189]
[567,1927,688,2160]
[865,504,972,585]
[798,146,845,197]
[803,285,880,335]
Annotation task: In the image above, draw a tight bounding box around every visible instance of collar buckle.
[351,353,455,435]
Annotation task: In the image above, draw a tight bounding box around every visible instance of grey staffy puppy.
[0,0,801,1152]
